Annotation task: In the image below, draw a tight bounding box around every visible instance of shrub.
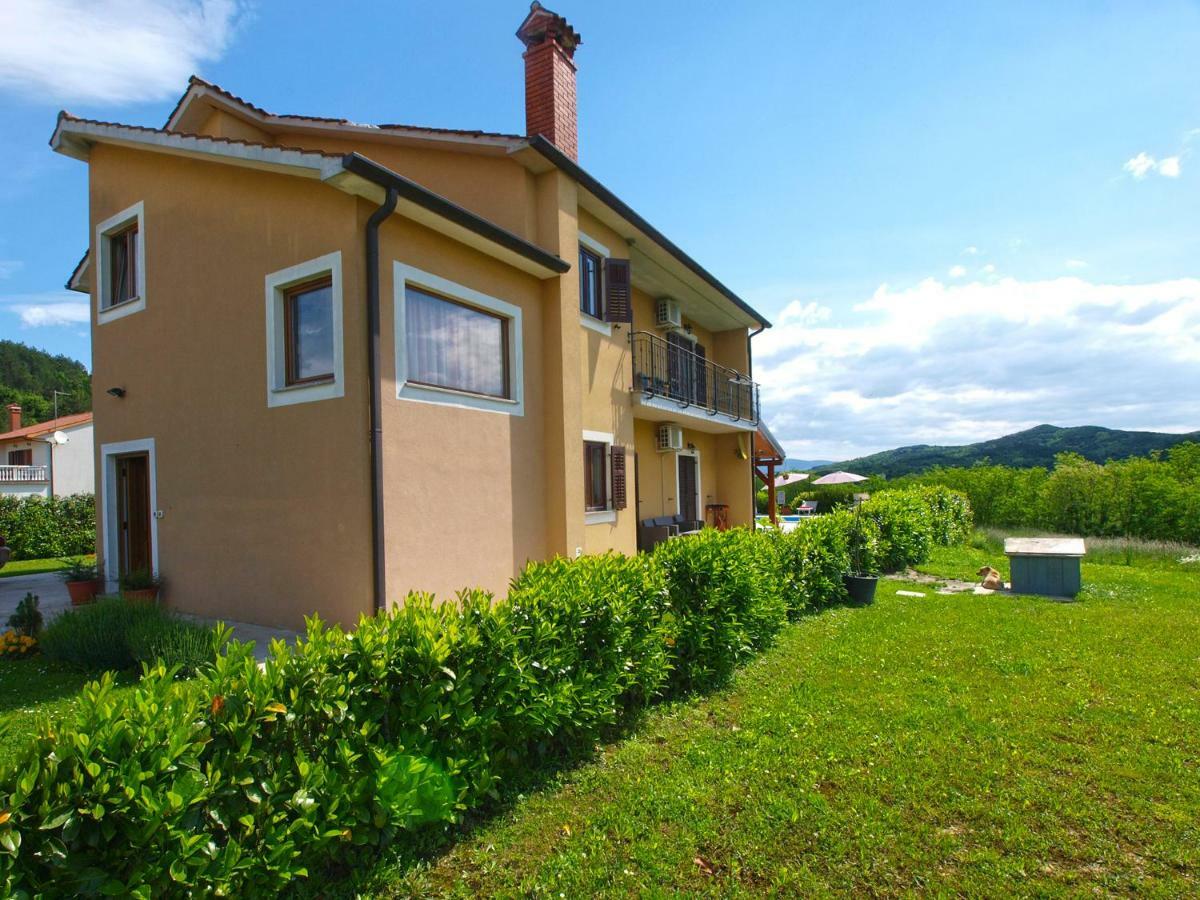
[790,512,854,608]
[0,494,94,560]
[39,599,216,675]
[5,593,42,638]
[861,491,934,571]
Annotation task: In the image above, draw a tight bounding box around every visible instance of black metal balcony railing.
[630,330,759,425]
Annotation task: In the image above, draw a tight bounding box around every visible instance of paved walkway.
[0,572,299,662]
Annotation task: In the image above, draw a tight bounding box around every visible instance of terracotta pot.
[66,579,100,606]
[123,587,160,605]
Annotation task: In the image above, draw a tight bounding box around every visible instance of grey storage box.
[1004,538,1085,597]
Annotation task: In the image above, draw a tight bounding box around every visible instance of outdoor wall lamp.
[106,387,126,398]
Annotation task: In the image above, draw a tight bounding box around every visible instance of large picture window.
[284,277,335,385]
[405,286,509,399]
[394,264,524,416]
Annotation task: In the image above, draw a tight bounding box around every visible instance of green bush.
[0,494,94,560]
[0,487,969,894]
[861,491,934,571]
[39,598,216,675]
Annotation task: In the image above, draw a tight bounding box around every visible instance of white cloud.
[948,265,967,278]
[0,260,21,279]
[1124,151,1184,180]
[980,263,996,275]
[0,1,246,104]
[962,246,979,256]
[1,291,90,327]
[755,275,1200,459]
[1065,259,1088,270]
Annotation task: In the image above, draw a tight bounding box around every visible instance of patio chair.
[670,513,705,535]
[797,500,818,516]
[638,516,679,552]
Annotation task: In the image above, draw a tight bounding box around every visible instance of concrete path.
[0,572,298,662]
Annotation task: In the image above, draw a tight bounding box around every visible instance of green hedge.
[0,494,95,560]
[0,486,969,895]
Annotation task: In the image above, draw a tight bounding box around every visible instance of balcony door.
[116,453,152,577]
[677,453,699,525]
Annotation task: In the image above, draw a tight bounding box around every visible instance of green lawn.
[365,540,1200,897]
[0,555,93,579]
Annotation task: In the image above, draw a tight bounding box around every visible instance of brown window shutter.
[604,258,632,323]
[611,445,627,509]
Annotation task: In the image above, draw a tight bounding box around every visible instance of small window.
[579,246,603,319]
[265,251,344,408]
[8,449,32,466]
[405,286,510,399]
[106,222,139,308]
[284,277,335,386]
[584,441,608,512]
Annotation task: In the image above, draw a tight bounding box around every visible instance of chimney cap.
[516,2,581,56]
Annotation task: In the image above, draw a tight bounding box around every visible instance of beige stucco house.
[51,3,771,629]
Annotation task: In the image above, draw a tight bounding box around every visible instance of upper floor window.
[96,201,146,324]
[265,252,345,408]
[284,277,335,386]
[405,287,509,399]
[579,246,603,319]
[394,263,524,416]
[7,449,32,467]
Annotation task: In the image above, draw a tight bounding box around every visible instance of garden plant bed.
[363,541,1200,897]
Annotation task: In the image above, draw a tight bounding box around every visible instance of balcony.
[629,330,759,431]
[0,465,48,484]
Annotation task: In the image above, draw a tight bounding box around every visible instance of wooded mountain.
[814,424,1200,478]
[0,340,91,431]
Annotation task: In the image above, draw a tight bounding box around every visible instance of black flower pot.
[843,574,878,606]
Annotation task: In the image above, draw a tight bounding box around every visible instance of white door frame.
[100,437,159,586]
[675,448,701,521]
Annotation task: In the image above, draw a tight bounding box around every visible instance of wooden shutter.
[611,445,627,509]
[604,258,632,323]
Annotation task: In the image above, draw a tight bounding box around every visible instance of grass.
[0,658,135,771]
[358,536,1200,897]
[0,555,93,579]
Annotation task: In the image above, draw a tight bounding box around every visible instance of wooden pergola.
[753,422,787,526]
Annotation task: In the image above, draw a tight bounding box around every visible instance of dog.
[977,565,1004,590]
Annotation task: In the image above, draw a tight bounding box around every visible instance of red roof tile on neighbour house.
[0,412,93,444]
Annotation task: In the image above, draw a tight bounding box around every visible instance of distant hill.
[0,340,91,431]
[783,458,833,471]
[814,424,1200,479]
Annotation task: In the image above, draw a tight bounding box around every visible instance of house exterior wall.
[0,423,93,498]
[87,144,373,628]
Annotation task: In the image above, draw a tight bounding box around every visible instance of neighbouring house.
[50,3,771,629]
[0,405,94,499]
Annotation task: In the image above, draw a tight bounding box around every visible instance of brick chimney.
[5,404,19,432]
[517,2,582,160]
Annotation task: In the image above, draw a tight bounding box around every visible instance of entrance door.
[116,453,152,577]
[678,454,698,526]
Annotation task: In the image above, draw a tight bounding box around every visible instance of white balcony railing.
[0,465,48,483]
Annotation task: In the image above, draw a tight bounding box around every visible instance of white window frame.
[95,201,146,324]
[265,251,345,408]
[675,447,702,520]
[100,437,159,588]
[394,262,524,416]
[578,232,612,336]
[583,428,617,525]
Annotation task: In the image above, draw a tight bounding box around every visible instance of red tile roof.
[173,76,524,142]
[0,411,93,443]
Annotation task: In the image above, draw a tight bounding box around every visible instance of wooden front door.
[116,453,152,577]
[678,454,698,525]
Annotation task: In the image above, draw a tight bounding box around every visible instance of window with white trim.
[394,263,524,416]
[265,252,344,408]
[583,430,626,524]
[96,201,146,323]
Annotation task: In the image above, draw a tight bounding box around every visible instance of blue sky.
[1,1,1198,458]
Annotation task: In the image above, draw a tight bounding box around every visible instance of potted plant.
[60,557,101,605]
[120,567,162,604]
[843,504,880,606]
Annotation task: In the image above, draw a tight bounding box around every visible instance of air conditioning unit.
[656,422,684,452]
[655,297,682,330]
